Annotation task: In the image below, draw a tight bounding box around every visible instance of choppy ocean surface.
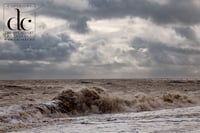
[10,106,200,133]
[1,79,200,132]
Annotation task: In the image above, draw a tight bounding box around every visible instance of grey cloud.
[148,66,196,78]
[69,16,90,33]
[131,38,200,66]
[0,63,39,79]
[39,3,80,20]
[0,61,41,74]
[38,1,90,33]
[1,0,200,79]
[88,0,200,24]
[37,0,200,34]
[175,27,197,42]
[0,62,82,79]
[0,33,79,61]
[129,38,200,77]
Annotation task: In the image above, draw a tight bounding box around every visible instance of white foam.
[10,106,200,133]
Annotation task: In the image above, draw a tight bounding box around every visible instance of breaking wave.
[3,87,197,115]
[0,87,198,132]
[49,87,195,114]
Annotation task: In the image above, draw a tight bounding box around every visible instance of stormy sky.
[0,0,200,79]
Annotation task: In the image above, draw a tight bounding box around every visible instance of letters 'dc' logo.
[3,3,36,40]
[7,8,32,31]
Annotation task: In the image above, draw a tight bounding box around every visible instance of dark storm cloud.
[39,3,80,20]
[0,62,41,73]
[0,62,41,79]
[175,27,197,42]
[131,38,200,66]
[69,16,90,33]
[37,1,91,33]
[35,0,200,35]
[1,0,200,79]
[36,0,200,34]
[88,0,200,24]
[0,33,79,61]
[148,66,196,78]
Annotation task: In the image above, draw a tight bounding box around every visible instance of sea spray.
[50,87,195,113]
[0,87,197,132]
